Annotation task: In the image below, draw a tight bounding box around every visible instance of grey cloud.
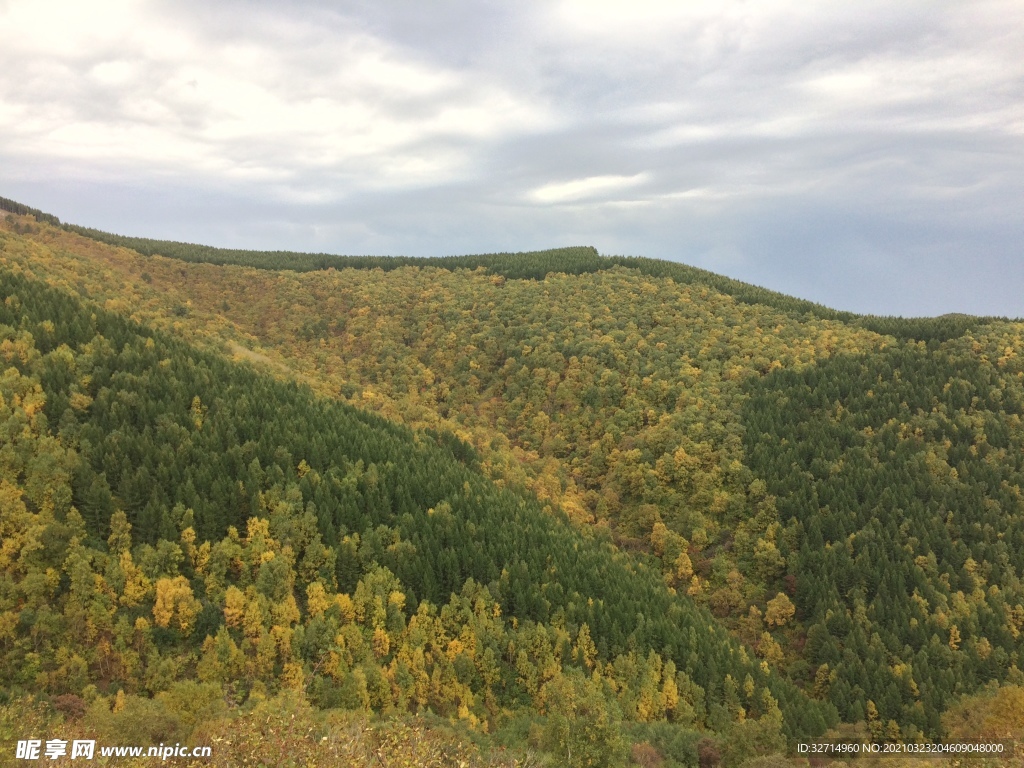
[1,0,1021,316]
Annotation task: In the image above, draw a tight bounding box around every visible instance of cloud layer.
[2,0,1022,315]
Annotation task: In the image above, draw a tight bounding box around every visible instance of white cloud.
[0,0,551,194]
[89,60,139,87]
[530,174,649,204]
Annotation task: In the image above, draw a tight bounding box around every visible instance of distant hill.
[8,194,1015,338]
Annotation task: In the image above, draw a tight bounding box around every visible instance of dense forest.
[1,202,1023,766]
[745,341,1024,736]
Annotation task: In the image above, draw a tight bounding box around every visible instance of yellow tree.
[764,593,795,628]
[152,576,201,635]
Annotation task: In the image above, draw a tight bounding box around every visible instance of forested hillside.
[2,203,1023,765]
[745,337,1024,736]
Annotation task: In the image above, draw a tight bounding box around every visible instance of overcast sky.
[2,0,1022,317]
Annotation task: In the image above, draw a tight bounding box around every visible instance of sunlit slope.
[0,217,884,564]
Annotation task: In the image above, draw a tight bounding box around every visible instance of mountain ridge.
[5,194,1018,339]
